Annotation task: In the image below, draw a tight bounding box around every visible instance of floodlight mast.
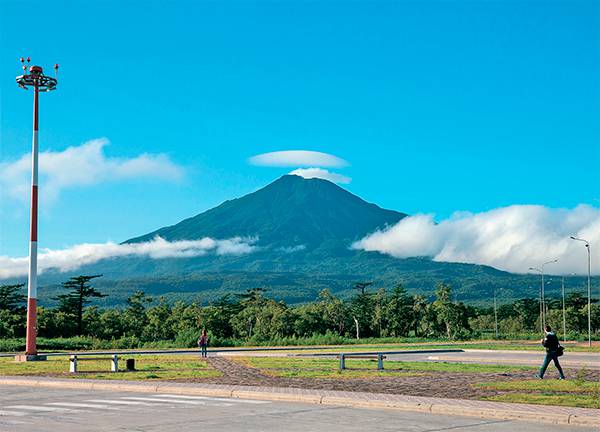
[15,58,58,359]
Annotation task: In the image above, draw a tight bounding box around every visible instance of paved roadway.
[0,386,594,432]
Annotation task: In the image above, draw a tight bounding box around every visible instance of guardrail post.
[111,354,119,372]
[69,355,77,373]
[339,353,345,370]
[377,353,384,370]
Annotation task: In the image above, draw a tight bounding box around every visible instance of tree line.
[1,276,598,345]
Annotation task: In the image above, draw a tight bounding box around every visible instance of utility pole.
[529,259,558,333]
[493,289,499,339]
[15,58,58,361]
[562,276,566,343]
[570,237,592,347]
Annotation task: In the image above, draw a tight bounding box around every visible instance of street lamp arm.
[570,236,590,247]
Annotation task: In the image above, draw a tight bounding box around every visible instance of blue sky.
[1,0,599,259]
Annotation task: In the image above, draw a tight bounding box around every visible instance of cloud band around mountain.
[289,168,351,184]
[353,204,600,275]
[0,236,257,279]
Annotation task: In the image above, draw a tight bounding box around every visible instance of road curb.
[0,377,598,428]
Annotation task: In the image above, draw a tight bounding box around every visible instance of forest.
[1,275,598,351]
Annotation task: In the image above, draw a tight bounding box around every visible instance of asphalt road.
[0,386,594,432]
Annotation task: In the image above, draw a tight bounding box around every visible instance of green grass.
[0,355,221,381]
[482,393,600,409]
[476,379,600,393]
[237,356,534,378]
[476,377,600,409]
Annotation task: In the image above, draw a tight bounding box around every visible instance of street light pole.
[570,237,592,347]
[562,276,566,343]
[529,267,543,333]
[541,260,558,330]
[15,58,57,361]
[529,259,558,333]
[493,289,499,339]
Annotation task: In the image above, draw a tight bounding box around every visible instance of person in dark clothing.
[198,330,209,358]
[536,325,565,379]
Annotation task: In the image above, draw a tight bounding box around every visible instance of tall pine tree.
[0,283,26,311]
[55,275,106,335]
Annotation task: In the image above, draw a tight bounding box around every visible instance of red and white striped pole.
[25,82,40,356]
[16,60,57,360]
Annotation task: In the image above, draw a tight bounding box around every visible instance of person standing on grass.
[198,330,209,358]
[536,325,565,380]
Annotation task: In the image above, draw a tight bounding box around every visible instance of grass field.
[476,379,600,393]
[235,356,600,409]
[476,377,600,409]
[237,356,535,379]
[482,393,600,409]
[0,355,221,381]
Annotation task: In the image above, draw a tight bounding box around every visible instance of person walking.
[198,330,209,358]
[536,325,565,379]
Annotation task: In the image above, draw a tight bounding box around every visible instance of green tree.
[144,298,176,341]
[353,281,373,295]
[383,284,413,337]
[372,288,387,337]
[55,275,105,335]
[412,295,428,337]
[0,283,26,311]
[512,298,539,331]
[432,283,470,339]
[198,295,241,339]
[38,307,77,338]
[123,290,152,338]
[350,290,374,339]
[292,302,326,337]
[231,288,269,338]
[317,289,347,336]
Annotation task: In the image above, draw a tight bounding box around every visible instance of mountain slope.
[125,175,407,251]
[32,174,540,307]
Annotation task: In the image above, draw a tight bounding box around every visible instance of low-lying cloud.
[0,138,184,203]
[0,236,257,279]
[353,205,600,275]
[289,168,351,184]
[249,150,347,168]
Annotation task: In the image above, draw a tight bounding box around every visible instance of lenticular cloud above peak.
[352,204,600,275]
[249,150,348,168]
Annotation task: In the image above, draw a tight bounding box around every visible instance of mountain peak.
[125,175,406,251]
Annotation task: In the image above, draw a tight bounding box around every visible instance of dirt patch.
[188,357,599,400]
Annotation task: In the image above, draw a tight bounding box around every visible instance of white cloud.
[0,236,257,279]
[249,150,348,168]
[289,168,351,184]
[277,244,307,253]
[0,138,184,203]
[353,205,600,275]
